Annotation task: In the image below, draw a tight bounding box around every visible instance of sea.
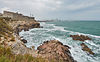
[19,21,100,62]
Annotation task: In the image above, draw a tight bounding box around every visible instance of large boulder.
[37,40,76,62]
[81,43,94,55]
[70,35,91,41]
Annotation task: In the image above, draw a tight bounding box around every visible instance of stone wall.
[0,13,2,16]
[2,11,35,21]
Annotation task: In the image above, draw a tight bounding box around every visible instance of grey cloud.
[0,0,100,20]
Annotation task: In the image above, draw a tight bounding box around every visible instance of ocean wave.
[19,22,100,62]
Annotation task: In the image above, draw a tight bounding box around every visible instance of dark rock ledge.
[70,35,94,55]
[81,43,94,55]
[70,35,91,41]
[14,21,41,35]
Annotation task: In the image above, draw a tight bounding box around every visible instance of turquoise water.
[48,21,100,36]
[19,21,100,62]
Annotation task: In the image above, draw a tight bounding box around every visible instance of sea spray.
[19,21,100,62]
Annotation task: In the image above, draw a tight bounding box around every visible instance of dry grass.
[0,46,48,62]
[0,18,13,37]
[0,17,48,62]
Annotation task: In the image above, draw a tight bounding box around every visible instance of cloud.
[0,0,100,20]
[61,0,100,11]
[0,7,11,13]
[65,2,95,11]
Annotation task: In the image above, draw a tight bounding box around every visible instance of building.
[0,13,2,16]
[2,11,35,21]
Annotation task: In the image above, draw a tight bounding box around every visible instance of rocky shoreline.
[0,11,95,62]
[11,20,77,62]
[0,17,77,62]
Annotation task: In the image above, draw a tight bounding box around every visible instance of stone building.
[0,13,2,16]
[2,11,35,21]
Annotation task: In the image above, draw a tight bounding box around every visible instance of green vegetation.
[0,17,60,62]
[0,18,13,37]
[0,46,47,62]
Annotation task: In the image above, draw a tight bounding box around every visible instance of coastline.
[0,11,76,62]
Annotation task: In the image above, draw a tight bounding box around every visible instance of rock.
[40,26,43,28]
[11,42,33,55]
[70,35,91,41]
[21,39,27,43]
[0,37,1,41]
[81,43,94,55]
[9,21,40,35]
[37,40,76,62]
[32,46,35,49]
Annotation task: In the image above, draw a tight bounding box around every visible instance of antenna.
[30,13,31,17]
[32,14,34,17]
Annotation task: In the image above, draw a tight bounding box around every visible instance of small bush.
[0,18,13,36]
[10,36,15,41]
[0,56,11,62]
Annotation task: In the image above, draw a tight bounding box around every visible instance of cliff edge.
[0,11,76,62]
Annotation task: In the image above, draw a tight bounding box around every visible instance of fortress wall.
[2,11,35,21]
[3,11,14,18]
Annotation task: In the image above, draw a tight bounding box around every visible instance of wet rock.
[14,21,40,35]
[37,40,76,62]
[21,39,27,43]
[81,43,94,55]
[70,35,91,41]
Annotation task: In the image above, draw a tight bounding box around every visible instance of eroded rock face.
[11,42,37,56]
[81,43,94,55]
[37,40,76,62]
[8,21,40,35]
[15,21,40,35]
[70,35,91,41]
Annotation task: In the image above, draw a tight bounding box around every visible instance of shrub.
[0,18,14,42]
[0,56,11,62]
[0,46,47,62]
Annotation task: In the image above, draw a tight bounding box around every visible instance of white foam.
[69,31,100,39]
[19,22,100,62]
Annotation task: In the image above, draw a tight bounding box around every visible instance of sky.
[0,0,100,20]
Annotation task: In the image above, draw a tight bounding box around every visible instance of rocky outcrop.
[70,35,94,55]
[70,35,91,41]
[37,40,76,62]
[21,39,27,43]
[81,43,94,55]
[0,18,39,56]
[0,17,77,62]
[11,41,37,55]
[8,21,40,35]
[15,21,40,34]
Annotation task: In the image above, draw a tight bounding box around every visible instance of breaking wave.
[19,22,100,62]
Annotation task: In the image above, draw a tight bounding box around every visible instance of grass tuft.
[0,46,47,62]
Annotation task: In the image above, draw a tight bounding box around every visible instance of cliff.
[0,14,76,62]
[0,17,47,62]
